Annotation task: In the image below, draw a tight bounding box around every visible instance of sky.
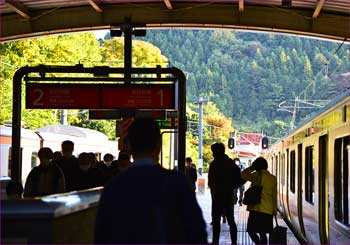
[93,30,108,39]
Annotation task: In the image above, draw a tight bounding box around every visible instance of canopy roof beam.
[239,0,244,12]
[87,0,103,13]
[5,0,31,19]
[1,3,349,42]
[164,0,173,10]
[313,0,326,18]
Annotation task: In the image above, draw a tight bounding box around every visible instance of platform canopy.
[1,0,349,42]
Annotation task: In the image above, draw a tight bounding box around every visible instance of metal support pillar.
[194,97,208,175]
[122,21,132,83]
[60,109,68,125]
[11,67,30,183]
[199,101,203,175]
[173,67,186,173]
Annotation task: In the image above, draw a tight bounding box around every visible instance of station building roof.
[36,124,109,141]
[1,0,349,42]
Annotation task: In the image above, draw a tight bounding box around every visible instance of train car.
[0,124,118,184]
[0,125,41,182]
[267,90,350,244]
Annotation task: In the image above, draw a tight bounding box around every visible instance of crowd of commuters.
[5,118,277,244]
[6,140,131,199]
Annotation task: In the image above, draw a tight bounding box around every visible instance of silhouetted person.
[52,151,63,164]
[248,159,252,166]
[208,143,243,244]
[95,118,207,244]
[6,180,23,199]
[58,140,79,191]
[185,157,197,191]
[242,157,277,245]
[103,153,114,168]
[233,158,245,206]
[97,153,115,180]
[88,152,98,168]
[24,147,65,197]
[74,152,106,190]
[116,150,132,174]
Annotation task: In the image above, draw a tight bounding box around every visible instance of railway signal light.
[308,127,316,136]
[262,136,269,149]
[228,138,235,149]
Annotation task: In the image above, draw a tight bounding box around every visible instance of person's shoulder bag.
[242,171,263,205]
[269,215,287,244]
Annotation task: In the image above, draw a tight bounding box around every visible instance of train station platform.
[196,180,300,244]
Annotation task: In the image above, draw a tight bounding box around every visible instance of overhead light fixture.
[110,29,123,37]
[133,29,146,37]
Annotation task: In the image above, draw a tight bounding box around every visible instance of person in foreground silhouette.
[208,142,244,244]
[242,157,277,245]
[95,118,207,244]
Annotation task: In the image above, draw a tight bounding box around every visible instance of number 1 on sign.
[157,89,163,107]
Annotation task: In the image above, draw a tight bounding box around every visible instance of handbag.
[269,215,287,244]
[242,172,262,205]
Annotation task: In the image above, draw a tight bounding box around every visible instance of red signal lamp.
[308,127,316,136]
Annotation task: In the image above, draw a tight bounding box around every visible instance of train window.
[95,153,101,162]
[334,136,350,226]
[290,150,296,193]
[8,148,11,177]
[305,146,314,204]
[343,106,347,123]
[275,155,278,177]
[281,152,286,187]
[31,152,38,168]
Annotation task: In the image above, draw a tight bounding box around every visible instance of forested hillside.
[0,33,167,136]
[0,32,232,165]
[131,30,350,137]
[1,31,349,166]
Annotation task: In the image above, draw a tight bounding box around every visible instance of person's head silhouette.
[127,118,161,160]
[211,142,225,158]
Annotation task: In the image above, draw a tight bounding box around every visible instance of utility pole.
[278,97,330,129]
[193,97,208,175]
[60,109,68,125]
[291,96,298,129]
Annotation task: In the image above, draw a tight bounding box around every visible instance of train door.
[297,143,306,237]
[284,148,291,219]
[288,149,296,222]
[347,144,350,226]
[280,152,286,212]
[273,152,282,209]
[319,135,329,244]
[334,136,350,226]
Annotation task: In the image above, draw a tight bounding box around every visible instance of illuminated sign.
[26,83,175,109]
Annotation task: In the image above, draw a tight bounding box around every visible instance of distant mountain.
[130,30,350,137]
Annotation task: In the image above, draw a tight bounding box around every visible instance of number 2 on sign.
[157,89,163,107]
[33,89,44,106]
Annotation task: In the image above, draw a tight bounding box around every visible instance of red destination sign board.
[26,86,99,109]
[26,84,175,109]
[102,87,173,109]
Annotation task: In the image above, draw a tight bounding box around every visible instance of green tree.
[1,33,101,128]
